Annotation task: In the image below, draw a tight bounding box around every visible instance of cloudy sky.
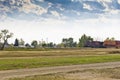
[0,0,120,44]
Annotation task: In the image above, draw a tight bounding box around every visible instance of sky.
[0,0,120,44]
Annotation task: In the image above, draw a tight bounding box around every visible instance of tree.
[42,43,47,48]
[14,38,19,46]
[62,37,76,48]
[78,34,93,47]
[19,38,25,45]
[68,38,74,47]
[62,38,68,47]
[31,40,38,48]
[0,29,13,50]
[72,42,77,47]
[111,37,115,41]
[0,33,2,48]
[47,42,54,48]
[105,37,110,41]
[105,37,115,41]
[0,33,2,42]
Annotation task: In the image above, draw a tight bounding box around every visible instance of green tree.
[0,29,13,50]
[78,34,93,47]
[42,43,47,48]
[62,37,76,48]
[73,42,77,47]
[68,38,73,47]
[31,40,38,48]
[105,37,115,41]
[62,38,68,47]
[111,37,115,41]
[0,33,2,48]
[14,38,19,46]
[47,42,54,48]
[19,38,25,45]
[105,37,110,41]
[0,33,2,42]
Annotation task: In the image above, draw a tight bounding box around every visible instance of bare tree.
[0,29,13,50]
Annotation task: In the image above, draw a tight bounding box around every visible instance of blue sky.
[0,0,120,44]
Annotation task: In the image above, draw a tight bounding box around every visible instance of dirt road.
[1,61,120,80]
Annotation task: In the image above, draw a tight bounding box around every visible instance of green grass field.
[0,48,120,71]
[0,52,120,70]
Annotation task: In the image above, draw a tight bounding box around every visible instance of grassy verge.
[0,55,120,70]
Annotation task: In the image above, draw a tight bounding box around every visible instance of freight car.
[85,41,104,48]
[85,40,120,48]
[103,40,120,48]
[115,41,120,48]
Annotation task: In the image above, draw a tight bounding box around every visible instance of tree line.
[13,34,94,48]
[0,29,115,50]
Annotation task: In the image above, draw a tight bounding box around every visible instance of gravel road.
[1,61,120,80]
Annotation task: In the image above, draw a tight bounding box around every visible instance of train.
[84,40,120,48]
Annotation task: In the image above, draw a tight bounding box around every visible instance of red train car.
[103,40,120,48]
[115,41,120,48]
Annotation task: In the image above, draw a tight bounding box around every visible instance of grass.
[0,55,120,70]
[0,48,119,57]
[9,67,120,80]
[93,67,120,79]
[1,48,120,80]
[0,48,120,70]
[9,74,70,80]
[4,47,51,51]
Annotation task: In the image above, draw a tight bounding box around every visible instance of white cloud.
[38,18,66,26]
[39,0,44,2]
[97,0,112,12]
[60,8,64,11]
[51,11,60,17]
[74,16,120,26]
[48,2,53,8]
[0,14,7,20]
[118,0,120,4]
[18,0,47,15]
[104,9,120,15]
[0,0,47,15]
[72,10,81,15]
[0,4,10,12]
[110,10,120,14]
[83,3,92,10]
[97,0,112,3]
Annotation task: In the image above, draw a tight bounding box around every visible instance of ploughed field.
[0,48,120,70]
